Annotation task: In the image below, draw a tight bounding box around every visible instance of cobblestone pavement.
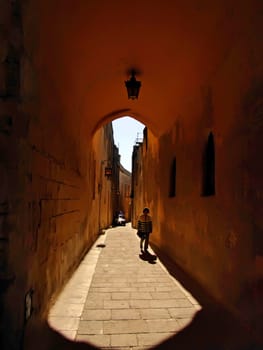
[48,224,200,349]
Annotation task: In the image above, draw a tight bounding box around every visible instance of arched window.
[4,46,20,98]
[143,127,148,150]
[202,132,215,196]
[92,159,96,199]
[169,157,176,197]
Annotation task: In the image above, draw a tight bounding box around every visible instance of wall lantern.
[125,70,141,100]
[104,167,112,177]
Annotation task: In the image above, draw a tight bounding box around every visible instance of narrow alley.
[31,224,254,350]
[1,2,263,349]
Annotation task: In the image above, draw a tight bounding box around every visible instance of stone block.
[78,320,103,335]
[111,309,140,320]
[81,309,111,321]
[111,333,137,347]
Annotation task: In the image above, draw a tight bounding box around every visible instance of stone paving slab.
[48,224,199,348]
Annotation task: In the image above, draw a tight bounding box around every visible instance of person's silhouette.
[137,207,152,252]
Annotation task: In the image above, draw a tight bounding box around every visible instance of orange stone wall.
[132,58,263,329]
[0,2,116,338]
[119,164,131,222]
[131,9,263,330]
[0,2,119,345]
[1,114,115,348]
[1,0,263,347]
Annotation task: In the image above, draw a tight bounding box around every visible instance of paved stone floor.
[48,224,200,349]
[47,224,259,350]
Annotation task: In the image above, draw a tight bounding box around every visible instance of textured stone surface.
[48,226,199,349]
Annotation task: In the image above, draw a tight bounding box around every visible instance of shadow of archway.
[24,319,99,350]
[23,309,258,350]
[151,307,258,350]
[148,244,262,350]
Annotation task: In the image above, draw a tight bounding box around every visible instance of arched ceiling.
[34,0,250,136]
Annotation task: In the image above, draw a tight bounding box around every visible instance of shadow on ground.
[24,319,99,350]
[139,250,157,264]
[23,309,261,350]
[150,243,263,350]
[152,307,261,350]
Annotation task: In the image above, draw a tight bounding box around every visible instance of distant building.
[119,164,131,222]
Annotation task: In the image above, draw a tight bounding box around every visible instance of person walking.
[137,207,152,252]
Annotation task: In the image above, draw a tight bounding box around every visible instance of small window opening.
[143,127,148,150]
[202,132,215,196]
[92,159,96,199]
[169,157,176,197]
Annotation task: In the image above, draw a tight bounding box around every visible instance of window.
[202,132,215,196]
[143,127,148,150]
[92,159,96,199]
[169,157,176,197]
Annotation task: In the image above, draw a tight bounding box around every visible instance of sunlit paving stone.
[48,316,80,331]
[111,309,141,320]
[47,233,107,339]
[76,334,110,347]
[111,333,137,347]
[139,308,171,320]
[137,332,175,347]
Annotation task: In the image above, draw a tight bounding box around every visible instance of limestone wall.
[133,114,262,335]
[119,164,131,222]
[1,112,114,348]
[0,3,116,347]
[1,0,263,347]
[0,1,29,348]
[132,17,263,334]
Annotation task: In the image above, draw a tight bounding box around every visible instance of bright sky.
[112,116,145,172]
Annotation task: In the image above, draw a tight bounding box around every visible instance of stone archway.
[1,0,263,348]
